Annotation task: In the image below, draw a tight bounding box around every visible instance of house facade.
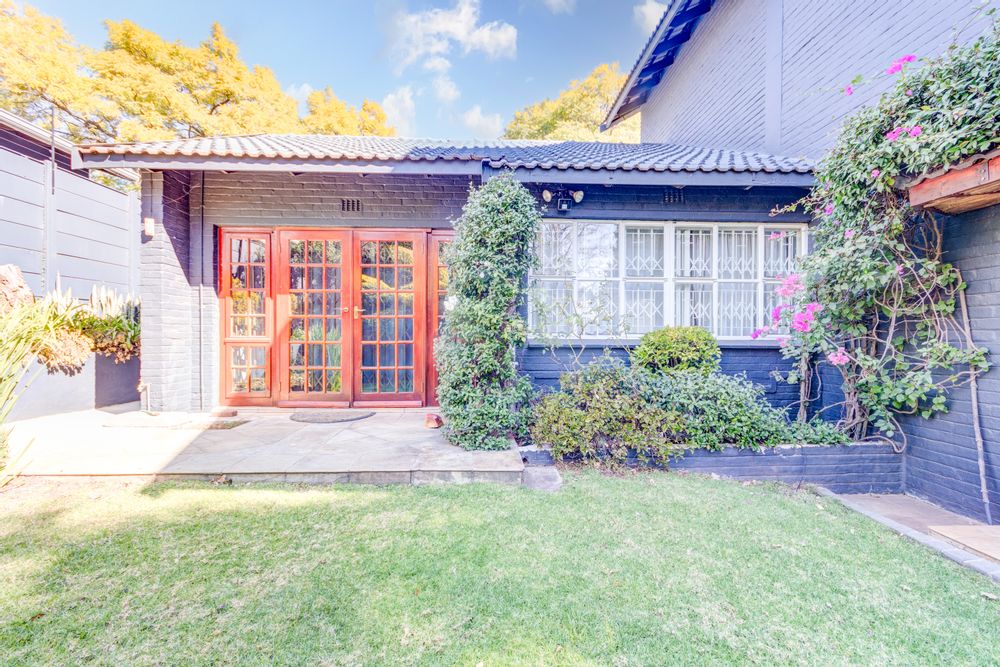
[74,138,813,412]
[601,0,998,521]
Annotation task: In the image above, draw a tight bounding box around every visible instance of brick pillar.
[140,171,194,411]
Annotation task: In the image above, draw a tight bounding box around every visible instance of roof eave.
[492,165,814,187]
[71,150,484,176]
[601,2,682,132]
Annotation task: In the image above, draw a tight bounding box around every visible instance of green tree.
[504,63,640,142]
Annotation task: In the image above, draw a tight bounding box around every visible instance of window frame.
[528,218,810,342]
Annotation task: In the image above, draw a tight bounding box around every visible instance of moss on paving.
[1,471,998,665]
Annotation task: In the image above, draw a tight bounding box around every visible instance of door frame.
[349,229,427,408]
[218,226,438,408]
[273,229,354,407]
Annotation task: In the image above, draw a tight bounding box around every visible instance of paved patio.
[6,408,524,485]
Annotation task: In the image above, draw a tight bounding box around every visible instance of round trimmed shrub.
[632,326,720,375]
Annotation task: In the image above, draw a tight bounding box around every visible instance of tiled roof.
[75,134,812,174]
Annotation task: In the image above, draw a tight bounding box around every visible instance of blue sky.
[31,0,668,138]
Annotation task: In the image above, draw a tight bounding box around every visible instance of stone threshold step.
[928,524,1000,564]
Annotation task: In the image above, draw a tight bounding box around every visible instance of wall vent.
[663,188,685,205]
[341,198,363,213]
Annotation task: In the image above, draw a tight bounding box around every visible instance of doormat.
[290,410,375,424]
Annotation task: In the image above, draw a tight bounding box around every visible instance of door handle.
[353,305,363,319]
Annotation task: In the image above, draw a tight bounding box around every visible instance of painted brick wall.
[639,0,990,158]
[901,207,1000,521]
[141,170,194,411]
[640,0,767,148]
[196,171,476,228]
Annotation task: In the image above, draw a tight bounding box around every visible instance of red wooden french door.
[219,231,274,406]
[350,231,427,407]
[220,228,437,407]
[275,230,353,405]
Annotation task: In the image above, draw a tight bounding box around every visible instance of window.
[530,220,807,340]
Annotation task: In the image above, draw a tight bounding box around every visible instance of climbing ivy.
[768,13,998,443]
[435,173,540,450]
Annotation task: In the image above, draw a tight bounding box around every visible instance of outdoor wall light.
[143,216,156,238]
[572,190,584,203]
[541,189,553,203]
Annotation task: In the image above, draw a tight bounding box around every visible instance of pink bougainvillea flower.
[804,302,824,315]
[769,231,787,241]
[871,168,881,179]
[775,273,804,298]
[771,303,788,323]
[885,127,905,142]
[843,85,854,96]
[827,347,851,366]
[886,54,916,75]
[823,202,835,216]
[908,125,923,137]
[896,264,905,275]
[791,311,814,332]
[776,336,790,348]
[905,89,914,96]
[844,229,855,239]
[750,326,770,340]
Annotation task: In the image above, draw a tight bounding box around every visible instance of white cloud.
[542,0,576,14]
[461,105,503,138]
[382,85,417,136]
[389,0,517,73]
[422,56,452,73]
[432,74,461,103]
[285,83,315,113]
[633,0,667,34]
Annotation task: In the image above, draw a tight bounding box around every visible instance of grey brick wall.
[640,0,990,158]
[641,0,767,148]
[672,444,902,494]
[196,171,476,227]
[901,206,1000,521]
[140,170,194,411]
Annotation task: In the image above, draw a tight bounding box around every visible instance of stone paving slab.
[928,525,1000,564]
[7,409,523,485]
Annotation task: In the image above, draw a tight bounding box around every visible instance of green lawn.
[1,471,997,666]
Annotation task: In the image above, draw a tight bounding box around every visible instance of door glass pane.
[358,235,418,395]
[284,236,345,396]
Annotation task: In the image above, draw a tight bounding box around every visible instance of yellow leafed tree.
[0,1,394,142]
[504,63,640,143]
[303,87,393,136]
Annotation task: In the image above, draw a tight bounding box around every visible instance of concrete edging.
[819,488,1000,584]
